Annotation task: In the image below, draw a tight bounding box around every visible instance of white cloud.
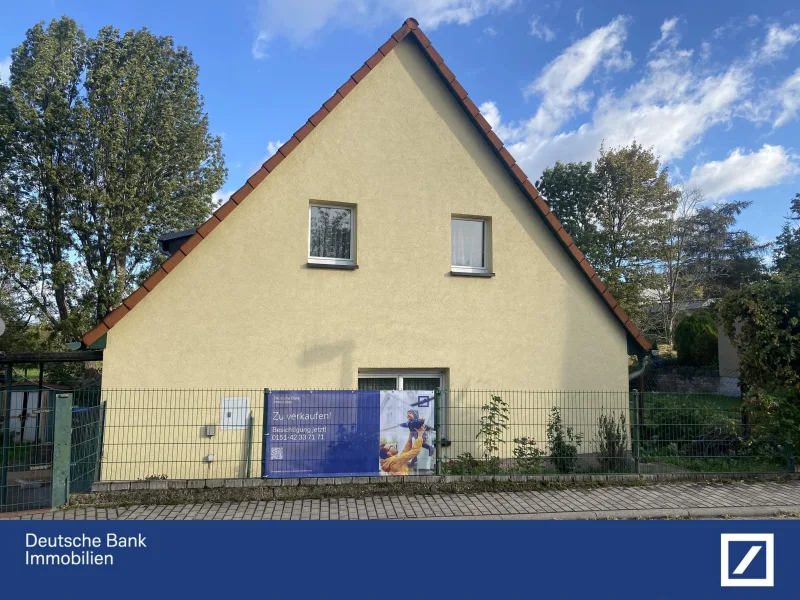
[0,56,10,85]
[575,8,583,27]
[479,100,522,143]
[266,140,283,156]
[212,189,234,207]
[522,16,630,136]
[700,41,711,62]
[687,145,799,199]
[650,17,679,54]
[774,67,800,127]
[252,34,270,60]
[483,26,497,37]
[251,0,516,58]
[529,15,556,42]
[756,23,800,62]
[713,14,762,39]
[483,16,754,179]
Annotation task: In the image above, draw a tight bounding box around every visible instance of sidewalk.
[4,480,800,520]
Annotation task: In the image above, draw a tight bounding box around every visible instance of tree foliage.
[0,17,225,345]
[674,311,718,367]
[774,193,800,276]
[535,160,598,254]
[720,195,800,449]
[536,141,766,343]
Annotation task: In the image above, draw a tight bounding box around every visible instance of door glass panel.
[403,377,441,391]
[358,377,397,391]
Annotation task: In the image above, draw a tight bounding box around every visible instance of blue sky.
[2,0,800,243]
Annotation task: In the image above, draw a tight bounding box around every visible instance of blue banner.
[0,520,797,598]
[265,390,436,477]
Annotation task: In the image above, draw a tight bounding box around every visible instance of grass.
[640,455,786,474]
[645,392,741,411]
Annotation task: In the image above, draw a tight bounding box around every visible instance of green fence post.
[434,388,442,476]
[631,391,640,474]
[246,411,254,479]
[785,444,795,474]
[51,393,73,509]
[0,364,11,507]
[261,389,270,478]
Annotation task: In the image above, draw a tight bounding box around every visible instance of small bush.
[597,410,628,472]
[547,407,583,473]
[674,311,719,367]
[442,452,502,475]
[512,437,546,473]
[476,395,509,461]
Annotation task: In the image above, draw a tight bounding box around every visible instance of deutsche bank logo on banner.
[413,395,431,407]
[720,533,774,587]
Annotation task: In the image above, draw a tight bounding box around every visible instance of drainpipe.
[629,354,647,382]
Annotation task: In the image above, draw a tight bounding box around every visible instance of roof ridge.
[82,17,650,353]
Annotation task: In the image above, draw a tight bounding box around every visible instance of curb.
[424,505,800,521]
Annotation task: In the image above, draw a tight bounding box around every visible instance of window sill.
[450,270,495,278]
[307,262,359,270]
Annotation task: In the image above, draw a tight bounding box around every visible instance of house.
[80,18,650,479]
[0,382,68,445]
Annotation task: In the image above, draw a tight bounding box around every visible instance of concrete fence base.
[90,471,797,494]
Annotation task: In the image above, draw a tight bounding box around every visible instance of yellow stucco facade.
[98,38,631,480]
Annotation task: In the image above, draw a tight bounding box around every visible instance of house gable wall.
[101,38,628,392]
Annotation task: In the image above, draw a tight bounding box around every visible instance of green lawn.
[643,392,741,411]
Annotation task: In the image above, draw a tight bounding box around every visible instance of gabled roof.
[82,17,651,354]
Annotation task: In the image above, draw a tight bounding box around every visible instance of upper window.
[309,203,354,265]
[451,217,488,273]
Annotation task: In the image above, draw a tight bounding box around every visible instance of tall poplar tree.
[0,17,226,343]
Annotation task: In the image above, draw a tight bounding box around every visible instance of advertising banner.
[265,390,435,477]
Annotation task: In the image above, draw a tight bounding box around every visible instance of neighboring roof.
[647,299,717,314]
[158,228,197,256]
[81,17,651,354]
[3,382,71,391]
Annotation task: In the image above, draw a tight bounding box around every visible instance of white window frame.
[451,217,489,274]
[308,202,355,266]
[358,370,448,439]
[357,371,444,391]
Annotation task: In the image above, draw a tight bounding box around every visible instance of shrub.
[640,397,745,458]
[512,437,546,473]
[674,311,718,367]
[443,452,480,475]
[720,275,800,450]
[546,407,583,473]
[596,410,628,472]
[476,395,509,461]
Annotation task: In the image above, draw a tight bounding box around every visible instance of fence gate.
[70,403,106,493]
[0,390,56,513]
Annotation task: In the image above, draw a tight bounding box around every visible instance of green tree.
[720,195,800,450]
[535,160,599,255]
[537,143,680,327]
[674,311,718,366]
[719,276,800,448]
[0,17,225,344]
[774,193,800,276]
[593,143,680,317]
[683,200,766,298]
[646,194,766,344]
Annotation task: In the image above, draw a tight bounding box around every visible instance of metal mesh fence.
[0,390,55,513]
[441,390,788,476]
[2,387,792,512]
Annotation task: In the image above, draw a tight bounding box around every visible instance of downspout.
[629,354,647,381]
